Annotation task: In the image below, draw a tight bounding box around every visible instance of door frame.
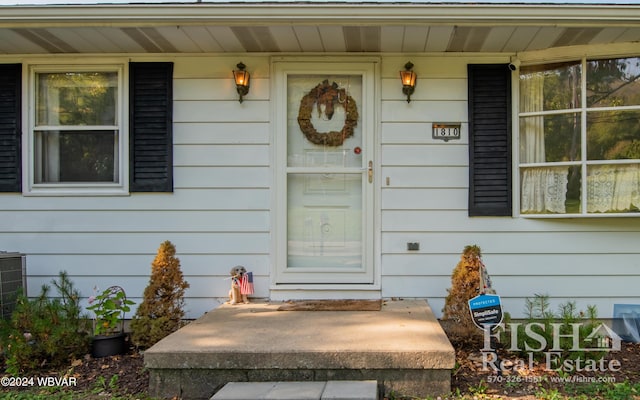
[270,56,381,294]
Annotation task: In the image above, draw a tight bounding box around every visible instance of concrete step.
[145,300,455,399]
[211,380,378,400]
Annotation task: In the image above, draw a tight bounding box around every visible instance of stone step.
[211,380,378,400]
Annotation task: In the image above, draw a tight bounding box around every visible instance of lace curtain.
[587,164,640,212]
[519,75,545,164]
[521,167,570,213]
[520,74,569,213]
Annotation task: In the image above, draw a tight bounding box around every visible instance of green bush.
[0,271,90,374]
[130,241,189,349]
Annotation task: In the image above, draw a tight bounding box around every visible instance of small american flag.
[240,272,254,295]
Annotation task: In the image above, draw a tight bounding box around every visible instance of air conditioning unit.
[0,252,26,319]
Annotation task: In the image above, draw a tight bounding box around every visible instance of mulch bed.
[0,341,148,398]
[68,351,148,396]
[443,321,640,399]
[2,321,639,399]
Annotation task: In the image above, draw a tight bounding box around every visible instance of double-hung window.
[0,62,171,195]
[29,65,125,194]
[518,56,640,216]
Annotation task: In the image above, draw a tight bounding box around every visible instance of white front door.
[274,60,377,286]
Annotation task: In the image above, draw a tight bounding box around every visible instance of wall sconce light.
[233,62,250,103]
[399,61,417,103]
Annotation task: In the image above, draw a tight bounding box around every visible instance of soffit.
[0,3,639,54]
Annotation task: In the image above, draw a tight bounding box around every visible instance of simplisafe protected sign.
[468,294,503,330]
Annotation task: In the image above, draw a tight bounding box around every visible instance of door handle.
[368,160,373,183]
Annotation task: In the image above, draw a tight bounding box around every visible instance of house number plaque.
[432,123,461,142]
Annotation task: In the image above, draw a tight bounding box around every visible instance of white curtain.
[519,75,545,164]
[521,167,570,213]
[519,74,569,213]
[587,164,640,212]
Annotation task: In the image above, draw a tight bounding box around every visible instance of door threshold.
[269,284,381,302]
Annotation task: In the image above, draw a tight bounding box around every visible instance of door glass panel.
[286,74,364,272]
[287,75,363,168]
[287,173,362,269]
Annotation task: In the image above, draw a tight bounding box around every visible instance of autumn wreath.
[297,80,358,147]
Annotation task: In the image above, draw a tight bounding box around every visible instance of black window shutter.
[129,62,173,192]
[468,64,512,216]
[0,64,22,193]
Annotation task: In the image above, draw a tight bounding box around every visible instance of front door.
[274,60,376,285]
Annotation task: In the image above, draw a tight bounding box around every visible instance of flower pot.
[91,333,126,358]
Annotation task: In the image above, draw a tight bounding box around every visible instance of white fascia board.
[1,0,640,3]
[1,3,640,27]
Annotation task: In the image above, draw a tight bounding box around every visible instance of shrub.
[130,240,189,349]
[443,245,487,326]
[441,245,490,344]
[0,271,90,374]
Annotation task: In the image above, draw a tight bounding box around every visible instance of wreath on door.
[297,80,358,147]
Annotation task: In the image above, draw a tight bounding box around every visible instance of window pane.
[36,72,117,126]
[587,57,640,108]
[587,110,640,160]
[587,164,640,213]
[519,62,581,112]
[520,165,581,214]
[519,113,581,163]
[35,130,117,183]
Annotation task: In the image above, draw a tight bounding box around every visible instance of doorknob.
[368,160,373,183]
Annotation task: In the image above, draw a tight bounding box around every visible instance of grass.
[0,372,159,400]
[0,388,160,400]
[4,380,639,400]
[382,379,640,400]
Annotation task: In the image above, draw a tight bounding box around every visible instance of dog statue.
[228,265,252,305]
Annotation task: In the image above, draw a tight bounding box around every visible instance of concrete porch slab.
[144,300,455,400]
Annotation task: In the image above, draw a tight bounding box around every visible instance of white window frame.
[23,61,129,196]
[515,55,640,218]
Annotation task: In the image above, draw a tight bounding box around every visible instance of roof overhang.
[1,2,639,54]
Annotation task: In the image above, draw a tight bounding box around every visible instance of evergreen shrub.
[130,240,189,349]
[0,271,90,374]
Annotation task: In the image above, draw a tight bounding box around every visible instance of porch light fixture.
[400,61,417,103]
[233,62,250,103]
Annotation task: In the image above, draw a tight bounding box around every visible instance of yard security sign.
[468,254,502,330]
[469,294,503,330]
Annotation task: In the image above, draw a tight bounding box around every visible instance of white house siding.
[1,55,272,318]
[1,53,639,319]
[380,55,640,319]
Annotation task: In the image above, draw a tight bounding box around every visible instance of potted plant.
[86,285,135,357]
